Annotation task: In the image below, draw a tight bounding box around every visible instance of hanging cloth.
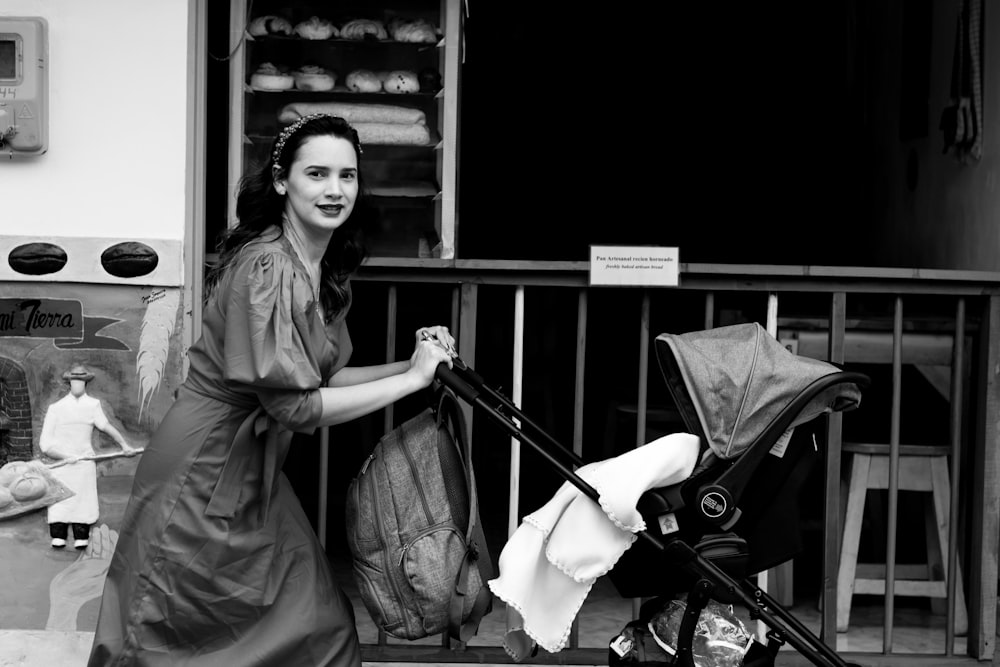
[940,0,983,163]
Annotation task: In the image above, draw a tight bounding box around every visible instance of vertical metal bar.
[318,428,329,548]
[377,284,399,647]
[569,290,586,651]
[185,0,207,349]
[765,293,779,336]
[884,297,903,653]
[572,289,588,459]
[945,297,965,655]
[439,281,468,650]
[437,0,461,257]
[384,284,398,432]
[758,293,779,640]
[821,291,847,645]
[509,285,525,537]
[970,295,1000,659]
[568,289,590,651]
[635,291,650,450]
[704,291,715,329]
[631,290,651,621]
[441,283,462,652]
[450,285,461,340]
[507,285,525,641]
[226,0,248,229]
[458,283,478,437]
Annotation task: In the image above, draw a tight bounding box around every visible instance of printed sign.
[0,298,84,338]
[589,245,679,287]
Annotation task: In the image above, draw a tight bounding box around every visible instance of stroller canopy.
[658,322,863,460]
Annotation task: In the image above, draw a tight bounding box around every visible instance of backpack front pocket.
[353,559,408,637]
[400,524,468,633]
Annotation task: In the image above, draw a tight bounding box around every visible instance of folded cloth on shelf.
[349,121,431,146]
[487,432,701,660]
[278,101,427,125]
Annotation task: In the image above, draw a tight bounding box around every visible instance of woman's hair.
[207,114,370,318]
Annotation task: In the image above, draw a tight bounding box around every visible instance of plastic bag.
[608,622,673,666]
[648,594,754,667]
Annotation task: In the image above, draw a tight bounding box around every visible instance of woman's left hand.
[414,325,456,357]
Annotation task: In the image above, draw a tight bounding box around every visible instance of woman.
[89,114,455,666]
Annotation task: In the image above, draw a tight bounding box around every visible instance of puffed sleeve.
[221,250,322,391]
[219,250,327,432]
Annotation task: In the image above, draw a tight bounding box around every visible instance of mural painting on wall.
[0,282,183,633]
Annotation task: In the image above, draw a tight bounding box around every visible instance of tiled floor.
[0,551,981,666]
[0,593,979,667]
[343,553,974,663]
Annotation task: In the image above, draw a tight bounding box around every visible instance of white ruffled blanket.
[487,432,701,659]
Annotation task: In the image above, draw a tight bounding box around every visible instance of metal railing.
[321,259,1000,666]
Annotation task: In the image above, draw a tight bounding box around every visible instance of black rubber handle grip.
[436,363,479,404]
[457,365,485,389]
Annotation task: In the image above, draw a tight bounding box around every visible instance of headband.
[271,113,363,164]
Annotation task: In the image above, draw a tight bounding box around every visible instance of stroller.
[434,322,870,667]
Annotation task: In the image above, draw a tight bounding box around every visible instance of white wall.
[0,0,189,241]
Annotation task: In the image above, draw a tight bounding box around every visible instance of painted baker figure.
[39,365,136,549]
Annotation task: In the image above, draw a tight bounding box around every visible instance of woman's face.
[278,134,359,238]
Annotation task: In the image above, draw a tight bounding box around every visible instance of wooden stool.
[836,442,967,634]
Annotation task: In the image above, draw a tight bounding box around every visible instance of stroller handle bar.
[435,359,591,491]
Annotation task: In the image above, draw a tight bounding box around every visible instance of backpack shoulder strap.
[436,387,495,642]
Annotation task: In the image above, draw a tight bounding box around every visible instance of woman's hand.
[414,325,457,356]
[407,334,454,388]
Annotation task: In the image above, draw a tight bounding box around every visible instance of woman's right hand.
[407,336,454,388]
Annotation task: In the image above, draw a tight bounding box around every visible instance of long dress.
[89,231,361,667]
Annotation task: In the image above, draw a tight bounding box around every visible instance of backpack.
[345,386,494,642]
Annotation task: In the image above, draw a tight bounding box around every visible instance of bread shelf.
[228,0,463,260]
[246,34,443,49]
[246,86,437,98]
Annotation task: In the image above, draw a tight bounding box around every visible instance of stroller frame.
[435,335,870,667]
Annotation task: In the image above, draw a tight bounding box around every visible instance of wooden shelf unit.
[226,0,463,259]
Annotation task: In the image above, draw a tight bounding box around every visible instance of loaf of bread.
[345,69,384,93]
[0,486,12,509]
[293,16,338,39]
[0,461,30,488]
[294,65,336,91]
[340,19,388,41]
[383,70,420,94]
[279,101,427,125]
[251,62,295,91]
[388,17,438,43]
[248,15,293,37]
[10,472,48,502]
